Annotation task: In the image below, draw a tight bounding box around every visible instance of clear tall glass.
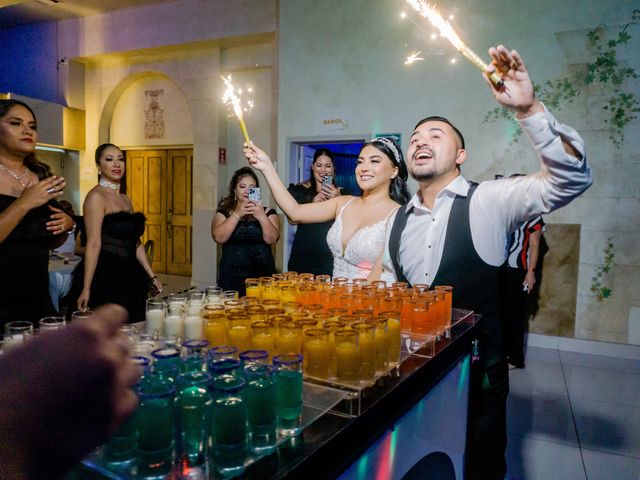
[210,374,247,476]
[71,310,95,322]
[273,353,303,437]
[205,286,223,304]
[145,299,166,336]
[164,302,184,338]
[177,371,213,468]
[244,364,277,454]
[39,316,65,331]
[136,382,176,477]
[4,321,33,345]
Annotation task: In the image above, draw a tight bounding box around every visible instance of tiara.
[373,136,401,165]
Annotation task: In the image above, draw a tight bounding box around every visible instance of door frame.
[283,134,370,269]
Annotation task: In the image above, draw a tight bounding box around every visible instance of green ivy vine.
[590,238,615,301]
[484,9,640,146]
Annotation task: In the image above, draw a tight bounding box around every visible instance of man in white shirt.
[378,45,592,480]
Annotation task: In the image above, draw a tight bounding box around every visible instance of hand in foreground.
[485,45,543,118]
[16,175,65,210]
[243,142,273,172]
[47,205,75,235]
[0,304,140,480]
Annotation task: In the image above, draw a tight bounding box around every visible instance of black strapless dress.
[69,211,148,323]
[0,194,59,327]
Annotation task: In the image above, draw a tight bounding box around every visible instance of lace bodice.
[326,198,397,279]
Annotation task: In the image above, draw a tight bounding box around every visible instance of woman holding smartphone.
[211,166,279,296]
[286,148,346,276]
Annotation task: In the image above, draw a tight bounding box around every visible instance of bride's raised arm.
[243,142,349,224]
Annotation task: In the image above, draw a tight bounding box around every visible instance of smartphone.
[248,187,261,202]
[322,175,333,188]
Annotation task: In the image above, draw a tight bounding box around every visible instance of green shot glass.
[135,381,177,477]
[210,374,247,476]
[273,353,303,437]
[244,364,277,454]
[177,371,213,469]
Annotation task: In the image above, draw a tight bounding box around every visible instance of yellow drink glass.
[251,321,274,358]
[353,322,375,382]
[277,321,302,355]
[227,316,251,352]
[204,314,227,347]
[335,329,360,382]
[303,329,330,378]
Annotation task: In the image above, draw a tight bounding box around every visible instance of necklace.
[99,177,120,191]
[0,162,29,187]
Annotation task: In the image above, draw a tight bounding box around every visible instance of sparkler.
[221,75,251,144]
[405,50,425,65]
[405,0,503,87]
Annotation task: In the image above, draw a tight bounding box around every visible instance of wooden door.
[166,149,192,275]
[125,149,192,276]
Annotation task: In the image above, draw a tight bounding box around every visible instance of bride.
[243,137,410,279]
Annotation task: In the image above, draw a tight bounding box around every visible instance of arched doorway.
[107,73,194,275]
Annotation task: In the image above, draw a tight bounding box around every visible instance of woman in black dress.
[211,166,280,296]
[72,143,162,322]
[287,148,345,275]
[0,100,75,325]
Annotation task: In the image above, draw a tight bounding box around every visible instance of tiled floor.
[505,346,640,479]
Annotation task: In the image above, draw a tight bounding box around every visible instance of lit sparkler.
[405,0,503,87]
[405,50,426,65]
[221,75,251,144]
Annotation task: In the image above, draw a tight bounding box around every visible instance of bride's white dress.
[326,198,398,279]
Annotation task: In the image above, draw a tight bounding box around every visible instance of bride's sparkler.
[221,75,251,144]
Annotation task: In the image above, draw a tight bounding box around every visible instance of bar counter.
[77,312,480,479]
[243,312,480,479]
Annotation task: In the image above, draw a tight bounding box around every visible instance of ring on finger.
[47,187,56,194]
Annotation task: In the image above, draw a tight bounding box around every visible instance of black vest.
[388,183,505,365]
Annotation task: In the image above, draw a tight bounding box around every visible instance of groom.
[379,45,592,479]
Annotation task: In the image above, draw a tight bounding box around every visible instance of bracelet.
[232,212,241,220]
[149,275,157,280]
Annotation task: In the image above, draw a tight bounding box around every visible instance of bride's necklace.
[0,162,29,187]
[99,177,121,191]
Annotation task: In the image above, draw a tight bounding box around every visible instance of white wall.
[277,0,639,344]
[111,76,194,147]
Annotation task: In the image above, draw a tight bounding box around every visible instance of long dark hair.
[307,148,335,191]
[218,166,259,212]
[94,143,122,179]
[361,137,410,204]
[0,99,52,180]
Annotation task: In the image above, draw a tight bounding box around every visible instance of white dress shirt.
[381,106,592,285]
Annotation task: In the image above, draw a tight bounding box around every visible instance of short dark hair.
[413,115,465,149]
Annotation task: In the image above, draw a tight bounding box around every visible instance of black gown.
[69,211,148,323]
[286,183,340,276]
[217,207,277,297]
[0,194,58,327]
